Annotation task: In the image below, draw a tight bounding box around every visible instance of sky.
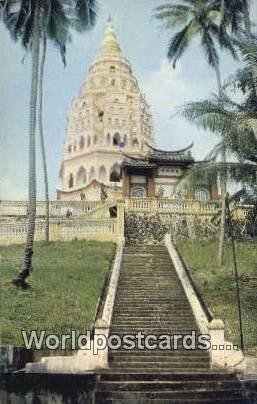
[1,0,257,200]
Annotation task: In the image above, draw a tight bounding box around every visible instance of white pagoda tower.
[58,20,154,200]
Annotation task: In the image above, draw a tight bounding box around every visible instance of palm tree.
[0,0,97,287]
[154,0,237,94]
[215,0,257,96]
[154,0,237,264]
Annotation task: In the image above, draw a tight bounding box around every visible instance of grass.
[0,240,116,347]
[177,239,257,355]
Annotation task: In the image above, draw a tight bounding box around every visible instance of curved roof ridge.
[146,142,194,154]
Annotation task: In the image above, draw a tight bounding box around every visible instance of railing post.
[208,319,225,368]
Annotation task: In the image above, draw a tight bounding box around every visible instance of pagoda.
[58,20,154,200]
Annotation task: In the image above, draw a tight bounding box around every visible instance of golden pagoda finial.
[100,18,121,56]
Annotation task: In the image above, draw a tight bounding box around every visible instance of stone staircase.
[94,245,246,403]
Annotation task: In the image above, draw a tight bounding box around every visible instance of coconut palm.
[215,0,257,96]
[154,0,238,264]
[0,0,97,287]
[154,0,237,94]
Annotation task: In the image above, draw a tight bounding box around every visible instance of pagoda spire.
[100,18,122,56]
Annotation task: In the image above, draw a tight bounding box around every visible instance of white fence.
[0,200,103,218]
[125,198,221,215]
[0,218,119,245]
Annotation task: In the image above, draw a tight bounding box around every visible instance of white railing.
[0,200,103,217]
[0,218,119,245]
[125,198,221,215]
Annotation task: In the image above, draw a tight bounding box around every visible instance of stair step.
[109,361,210,369]
[109,356,209,363]
[97,380,240,392]
[99,371,238,381]
[95,389,242,400]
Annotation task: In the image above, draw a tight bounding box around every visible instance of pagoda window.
[77,166,87,185]
[79,136,85,149]
[68,174,74,188]
[110,163,121,182]
[98,110,104,122]
[113,133,121,146]
[99,165,107,182]
[110,66,115,73]
[89,167,95,181]
[132,138,139,147]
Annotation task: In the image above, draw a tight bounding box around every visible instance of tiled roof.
[147,143,194,163]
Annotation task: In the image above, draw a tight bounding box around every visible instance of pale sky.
[1,0,256,200]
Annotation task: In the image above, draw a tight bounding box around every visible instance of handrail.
[173,243,214,323]
[92,246,117,333]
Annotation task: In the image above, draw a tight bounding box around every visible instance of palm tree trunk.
[12,2,40,287]
[38,35,50,243]
[213,61,227,266]
[218,147,227,266]
[242,0,257,97]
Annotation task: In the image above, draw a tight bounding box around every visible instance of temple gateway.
[57,20,219,202]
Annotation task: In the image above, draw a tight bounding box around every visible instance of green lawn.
[0,241,116,346]
[177,239,257,355]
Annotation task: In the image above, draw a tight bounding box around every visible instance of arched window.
[110,163,121,182]
[195,187,210,201]
[106,133,111,145]
[87,136,91,147]
[89,167,95,182]
[93,135,98,145]
[76,167,87,185]
[111,79,115,87]
[113,133,121,146]
[68,174,74,188]
[68,145,72,153]
[130,186,146,198]
[99,166,107,182]
[79,136,85,149]
[110,65,115,73]
[132,138,139,147]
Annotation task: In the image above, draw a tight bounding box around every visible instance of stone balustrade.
[125,197,221,215]
[0,218,119,245]
[0,200,102,217]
